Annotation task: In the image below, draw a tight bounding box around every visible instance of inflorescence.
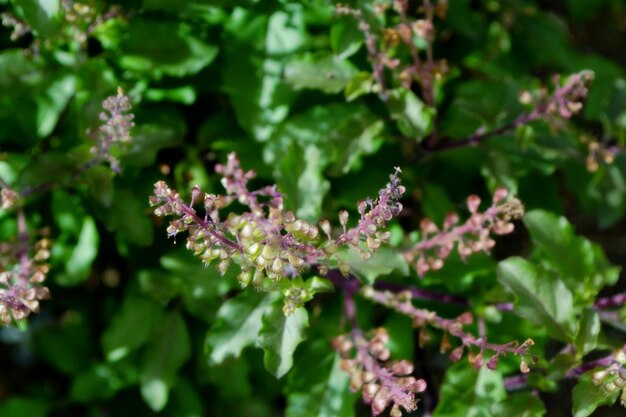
[0,220,51,325]
[150,153,405,295]
[406,188,524,277]
[89,87,134,173]
[334,328,426,417]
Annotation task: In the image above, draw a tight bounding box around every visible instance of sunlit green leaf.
[497,257,576,341]
[260,303,309,378]
[572,373,619,417]
[206,292,279,364]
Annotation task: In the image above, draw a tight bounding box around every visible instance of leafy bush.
[1,1,626,416]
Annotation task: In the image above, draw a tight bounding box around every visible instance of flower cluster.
[150,154,405,293]
[2,1,122,51]
[0,12,30,41]
[590,349,626,407]
[517,71,594,131]
[90,87,134,173]
[332,167,405,264]
[334,328,426,417]
[1,187,20,210]
[580,134,618,172]
[61,0,122,45]
[361,287,536,373]
[406,187,524,277]
[335,0,449,103]
[0,230,51,324]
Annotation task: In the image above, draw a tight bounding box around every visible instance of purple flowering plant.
[1,1,626,417]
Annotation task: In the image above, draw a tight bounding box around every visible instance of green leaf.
[205,291,279,364]
[497,257,576,341]
[266,6,307,55]
[116,18,218,79]
[260,304,309,378]
[70,364,125,403]
[572,373,619,417]
[344,72,373,102]
[490,392,546,417]
[223,53,294,140]
[33,316,94,375]
[145,86,197,105]
[523,210,620,304]
[123,106,185,167]
[16,152,76,189]
[0,397,50,417]
[344,247,409,285]
[327,115,384,175]
[55,216,99,286]
[160,250,235,320]
[574,309,601,356]
[102,295,164,362]
[304,276,334,295]
[102,187,154,246]
[284,53,357,94]
[12,0,60,39]
[82,166,114,207]
[286,341,355,417]
[140,310,191,412]
[330,18,363,59]
[35,73,76,138]
[434,364,506,417]
[387,88,436,141]
[163,377,204,417]
[142,379,169,413]
[276,143,330,222]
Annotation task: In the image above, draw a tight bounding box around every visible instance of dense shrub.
[1,1,626,416]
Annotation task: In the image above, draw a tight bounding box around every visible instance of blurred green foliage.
[0,0,625,416]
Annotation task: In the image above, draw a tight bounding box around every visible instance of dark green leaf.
[574,309,601,356]
[102,295,164,362]
[286,341,355,417]
[140,310,191,411]
[0,397,49,417]
[490,392,546,417]
[116,18,218,78]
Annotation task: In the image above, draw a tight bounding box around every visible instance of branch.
[425,71,594,152]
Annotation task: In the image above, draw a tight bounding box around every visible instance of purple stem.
[427,72,587,152]
[374,279,515,311]
[373,280,468,306]
[504,374,529,391]
[594,292,626,309]
[16,207,30,282]
[505,346,626,392]
[429,111,538,151]
[326,270,361,330]
[565,351,623,379]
